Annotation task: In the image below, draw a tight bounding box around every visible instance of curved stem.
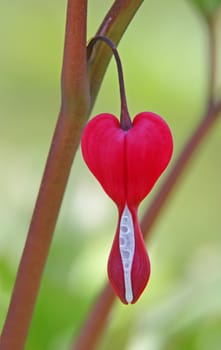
[88,0,144,109]
[88,36,132,130]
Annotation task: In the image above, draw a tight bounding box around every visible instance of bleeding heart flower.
[82,36,173,304]
[81,111,173,304]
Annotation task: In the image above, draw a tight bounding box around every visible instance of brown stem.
[88,36,132,130]
[207,14,217,108]
[61,1,90,115]
[0,1,89,349]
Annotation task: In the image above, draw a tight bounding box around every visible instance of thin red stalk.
[0,1,89,349]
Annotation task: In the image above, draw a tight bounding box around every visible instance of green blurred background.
[0,0,221,349]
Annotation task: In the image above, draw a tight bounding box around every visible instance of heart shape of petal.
[81,111,173,303]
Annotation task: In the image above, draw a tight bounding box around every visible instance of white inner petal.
[119,204,135,303]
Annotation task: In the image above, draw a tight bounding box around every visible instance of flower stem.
[88,36,132,130]
[88,0,144,109]
[0,1,89,349]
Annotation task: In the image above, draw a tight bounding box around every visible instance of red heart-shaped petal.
[82,113,125,205]
[81,111,173,303]
[81,112,173,207]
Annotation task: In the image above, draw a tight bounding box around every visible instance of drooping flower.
[81,111,173,304]
[81,36,173,304]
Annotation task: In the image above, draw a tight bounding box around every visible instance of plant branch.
[207,13,217,108]
[61,0,90,115]
[0,1,89,349]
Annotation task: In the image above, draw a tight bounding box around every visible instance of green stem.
[0,1,89,349]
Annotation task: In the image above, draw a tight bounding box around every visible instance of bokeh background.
[1,0,221,349]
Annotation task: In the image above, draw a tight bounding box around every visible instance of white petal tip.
[126,293,133,304]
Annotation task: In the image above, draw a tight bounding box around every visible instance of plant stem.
[88,36,132,130]
[0,1,89,349]
[61,0,90,115]
[88,0,144,109]
[207,16,217,107]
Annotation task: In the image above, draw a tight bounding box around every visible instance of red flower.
[81,111,173,304]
